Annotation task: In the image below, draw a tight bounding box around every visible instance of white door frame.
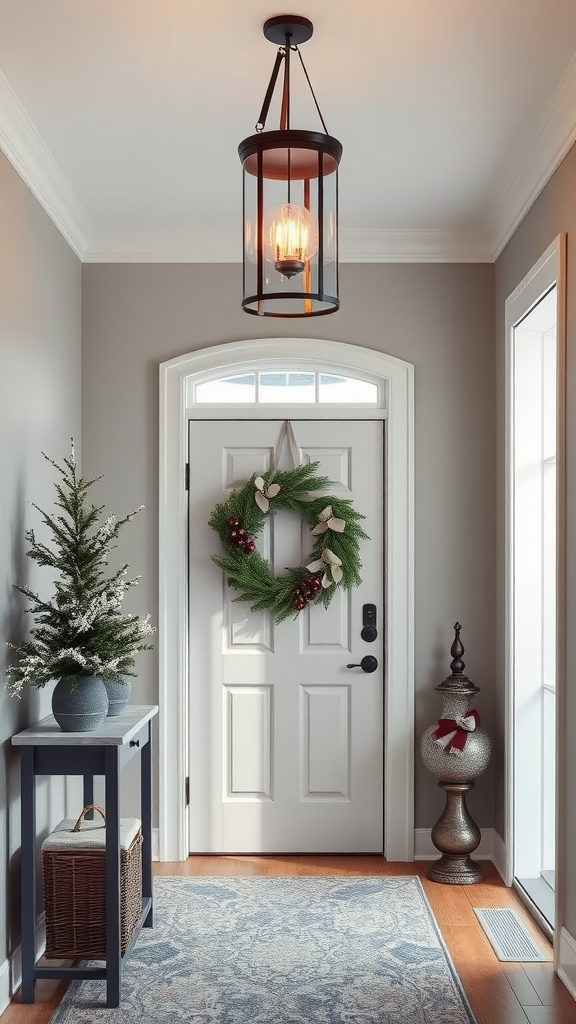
[158,337,414,862]
[504,236,566,956]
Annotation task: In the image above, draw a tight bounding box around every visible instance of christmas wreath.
[209,461,369,623]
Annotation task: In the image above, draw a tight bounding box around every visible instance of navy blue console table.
[12,704,158,1008]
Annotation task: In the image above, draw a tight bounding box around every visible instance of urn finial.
[450,622,465,674]
[436,622,479,695]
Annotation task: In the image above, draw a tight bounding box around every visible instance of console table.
[12,704,158,1008]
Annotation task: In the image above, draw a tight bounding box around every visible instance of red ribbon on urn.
[432,710,480,756]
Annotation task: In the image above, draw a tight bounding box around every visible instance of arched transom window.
[191,370,380,406]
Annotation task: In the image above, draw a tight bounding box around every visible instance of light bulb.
[263,203,318,278]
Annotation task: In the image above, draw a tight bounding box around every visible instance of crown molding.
[487,53,576,260]
[339,229,493,263]
[82,226,493,263]
[0,71,93,258]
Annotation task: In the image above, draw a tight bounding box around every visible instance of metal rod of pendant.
[285,32,291,130]
[256,49,285,132]
[296,48,329,135]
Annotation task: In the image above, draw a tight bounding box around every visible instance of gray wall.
[495,141,576,935]
[0,153,81,986]
[81,261,496,833]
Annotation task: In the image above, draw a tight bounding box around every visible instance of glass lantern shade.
[239,129,342,317]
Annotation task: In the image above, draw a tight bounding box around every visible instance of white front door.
[187,419,384,853]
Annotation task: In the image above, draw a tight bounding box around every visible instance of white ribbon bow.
[307,548,343,588]
[458,714,478,732]
[311,505,346,536]
[254,476,281,513]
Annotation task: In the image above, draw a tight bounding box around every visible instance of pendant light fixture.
[239,15,342,317]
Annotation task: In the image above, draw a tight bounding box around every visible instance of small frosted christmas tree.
[6,440,154,696]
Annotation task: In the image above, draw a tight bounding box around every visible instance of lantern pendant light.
[239,15,343,317]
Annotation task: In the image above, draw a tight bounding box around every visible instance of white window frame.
[504,236,566,950]
[159,337,414,862]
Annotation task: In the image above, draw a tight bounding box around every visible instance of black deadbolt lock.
[361,603,377,642]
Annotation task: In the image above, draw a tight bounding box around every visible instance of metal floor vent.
[474,908,550,962]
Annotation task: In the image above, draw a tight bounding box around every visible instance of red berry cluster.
[227,516,255,554]
[292,574,323,611]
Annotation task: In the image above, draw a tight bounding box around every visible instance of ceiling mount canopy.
[262,14,314,47]
[239,15,343,318]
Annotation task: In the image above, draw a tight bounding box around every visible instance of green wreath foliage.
[209,461,369,623]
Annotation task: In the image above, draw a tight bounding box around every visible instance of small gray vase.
[51,675,109,732]
[103,678,131,716]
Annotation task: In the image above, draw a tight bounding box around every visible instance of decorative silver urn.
[420,623,491,884]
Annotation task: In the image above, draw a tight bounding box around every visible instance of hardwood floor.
[3,857,574,1024]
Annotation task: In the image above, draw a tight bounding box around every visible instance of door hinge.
[185,463,189,490]
[185,776,190,806]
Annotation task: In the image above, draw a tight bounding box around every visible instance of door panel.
[301,685,351,799]
[225,685,273,799]
[188,419,384,852]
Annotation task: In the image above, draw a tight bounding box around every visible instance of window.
[505,235,565,934]
[192,370,379,406]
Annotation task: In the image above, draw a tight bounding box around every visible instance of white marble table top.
[12,705,158,746]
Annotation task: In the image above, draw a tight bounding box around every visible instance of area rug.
[50,875,477,1023]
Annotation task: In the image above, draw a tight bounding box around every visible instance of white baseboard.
[558,927,576,1000]
[414,828,506,877]
[491,830,507,881]
[152,825,504,871]
[0,914,45,1017]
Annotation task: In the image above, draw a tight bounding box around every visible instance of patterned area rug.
[50,875,476,1023]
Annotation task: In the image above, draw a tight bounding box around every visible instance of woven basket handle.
[71,804,107,832]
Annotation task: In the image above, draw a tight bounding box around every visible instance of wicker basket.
[41,804,142,960]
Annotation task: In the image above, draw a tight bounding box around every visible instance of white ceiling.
[0,0,575,262]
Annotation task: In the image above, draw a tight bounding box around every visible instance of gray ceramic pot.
[51,675,109,732]
[103,678,131,716]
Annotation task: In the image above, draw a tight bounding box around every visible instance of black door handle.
[346,656,378,673]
